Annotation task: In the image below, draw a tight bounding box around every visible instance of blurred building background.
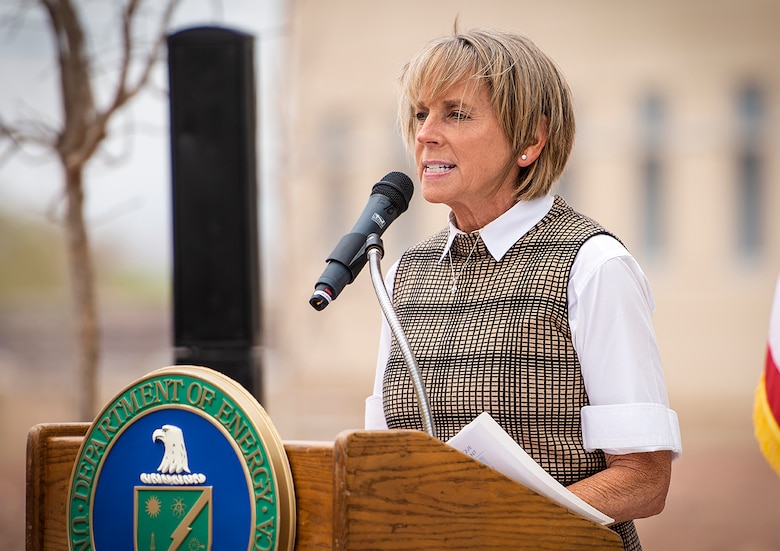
[276,0,780,436]
[1,0,779,549]
[271,1,780,548]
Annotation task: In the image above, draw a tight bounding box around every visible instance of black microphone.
[309,171,414,311]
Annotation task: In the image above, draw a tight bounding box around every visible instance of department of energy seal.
[67,365,295,551]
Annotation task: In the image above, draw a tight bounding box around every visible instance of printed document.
[447,411,613,525]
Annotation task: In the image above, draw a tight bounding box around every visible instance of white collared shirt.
[365,194,682,458]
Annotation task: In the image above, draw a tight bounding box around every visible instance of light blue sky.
[0,0,286,274]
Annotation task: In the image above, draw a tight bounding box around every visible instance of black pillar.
[167,26,261,399]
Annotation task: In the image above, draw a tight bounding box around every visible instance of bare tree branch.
[0,128,21,166]
[106,0,181,113]
[108,0,137,113]
[0,119,55,171]
[40,0,99,167]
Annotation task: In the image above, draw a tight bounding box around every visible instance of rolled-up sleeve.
[582,403,682,458]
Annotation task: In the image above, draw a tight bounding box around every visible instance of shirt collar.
[440,194,555,262]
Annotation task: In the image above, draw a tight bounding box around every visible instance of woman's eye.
[414,112,428,122]
[451,111,469,120]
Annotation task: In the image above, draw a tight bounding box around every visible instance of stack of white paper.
[446,411,613,525]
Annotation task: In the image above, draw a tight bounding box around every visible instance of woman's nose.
[416,116,441,145]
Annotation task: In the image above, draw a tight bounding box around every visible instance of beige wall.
[265,0,780,441]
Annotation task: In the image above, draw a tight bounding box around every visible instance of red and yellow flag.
[754,276,780,477]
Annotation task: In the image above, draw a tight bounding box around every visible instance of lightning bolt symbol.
[170,491,210,550]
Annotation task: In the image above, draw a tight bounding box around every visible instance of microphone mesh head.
[372,172,414,213]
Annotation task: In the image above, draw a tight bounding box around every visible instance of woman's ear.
[517,116,549,167]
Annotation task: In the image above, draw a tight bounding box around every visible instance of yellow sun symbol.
[145,496,161,518]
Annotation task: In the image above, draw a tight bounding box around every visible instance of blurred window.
[641,93,664,259]
[736,83,765,261]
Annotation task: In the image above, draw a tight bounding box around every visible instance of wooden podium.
[26,423,622,550]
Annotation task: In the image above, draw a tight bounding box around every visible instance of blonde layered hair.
[399,28,575,200]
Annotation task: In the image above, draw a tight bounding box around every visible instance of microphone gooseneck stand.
[365,234,437,439]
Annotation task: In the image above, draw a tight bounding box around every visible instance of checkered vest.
[383,195,640,550]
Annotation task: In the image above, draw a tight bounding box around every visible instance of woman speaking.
[365,28,682,550]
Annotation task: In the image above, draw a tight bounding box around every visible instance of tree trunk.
[27,0,180,420]
[63,163,99,420]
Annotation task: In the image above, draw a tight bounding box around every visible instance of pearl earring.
[521,154,527,161]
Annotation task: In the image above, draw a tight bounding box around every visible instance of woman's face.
[414,77,521,220]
